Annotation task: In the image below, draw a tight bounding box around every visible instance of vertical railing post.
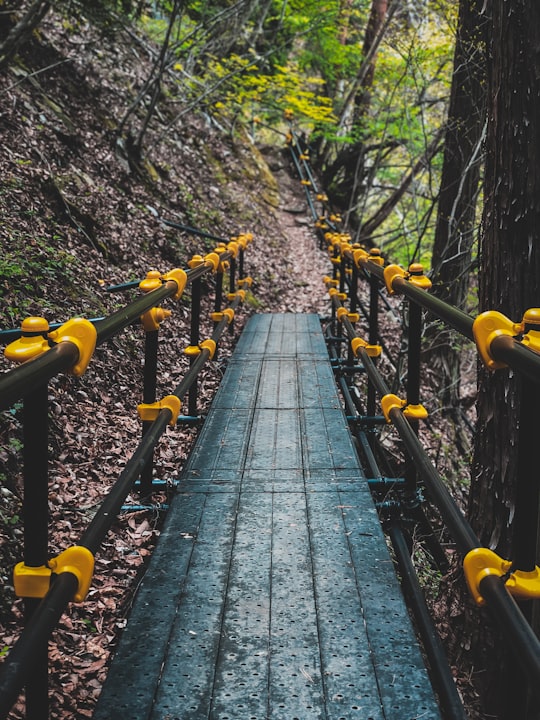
[138,272,164,500]
[23,382,50,720]
[367,265,380,419]
[4,317,52,720]
[140,328,159,499]
[188,274,202,418]
[404,264,431,495]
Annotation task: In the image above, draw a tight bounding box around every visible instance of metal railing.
[0,234,253,719]
[286,126,540,719]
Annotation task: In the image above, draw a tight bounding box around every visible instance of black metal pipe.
[367,273,380,418]
[479,574,540,688]
[140,329,159,499]
[0,572,79,720]
[94,280,178,346]
[0,318,105,344]
[0,341,78,410]
[158,217,229,244]
[388,523,468,720]
[105,280,140,292]
[188,276,202,418]
[80,407,173,554]
[512,379,540,571]
[22,383,49,720]
[490,334,540,386]
[356,346,480,554]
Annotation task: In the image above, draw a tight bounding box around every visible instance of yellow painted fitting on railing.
[5,317,51,364]
[383,264,407,294]
[237,276,253,289]
[285,131,293,145]
[368,248,384,266]
[463,548,513,606]
[13,563,51,599]
[408,263,432,290]
[317,193,328,203]
[473,308,540,371]
[211,308,235,324]
[330,214,342,224]
[381,394,429,424]
[200,338,217,359]
[472,311,518,371]
[351,337,382,358]
[336,307,348,322]
[519,308,540,353]
[14,546,95,603]
[184,345,201,357]
[301,179,312,187]
[140,307,172,332]
[381,393,407,422]
[403,404,429,421]
[352,248,369,268]
[227,289,246,302]
[236,233,253,249]
[300,153,309,161]
[284,108,294,120]
[347,312,360,323]
[323,276,339,288]
[227,240,239,258]
[506,566,540,600]
[48,318,97,377]
[204,252,220,272]
[162,268,188,300]
[137,394,181,426]
[139,270,162,293]
[328,288,348,301]
[188,254,204,268]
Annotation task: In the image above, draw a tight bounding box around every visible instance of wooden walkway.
[93,314,442,720]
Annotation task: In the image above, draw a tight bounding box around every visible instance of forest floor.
[0,9,479,720]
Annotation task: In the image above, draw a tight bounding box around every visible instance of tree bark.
[468,2,540,716]
[427,0,487,409]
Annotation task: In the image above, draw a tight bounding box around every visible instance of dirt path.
[261,153,331,316]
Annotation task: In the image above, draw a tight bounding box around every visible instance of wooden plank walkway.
[93,314,442,720]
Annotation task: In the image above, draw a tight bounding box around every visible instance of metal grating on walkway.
[93,313,441,720]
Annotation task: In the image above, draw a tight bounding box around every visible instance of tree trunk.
[321,0,391,210]
[467,2,540,716]
[427,0,487,409]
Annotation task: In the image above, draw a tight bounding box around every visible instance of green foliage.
[0,235,77,322]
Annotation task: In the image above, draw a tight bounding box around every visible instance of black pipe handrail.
[0,254,234,412]
[0,291,246,717]
[330,291,540,689]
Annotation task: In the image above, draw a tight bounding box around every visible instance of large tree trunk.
[467,2,540,717]
[427,0,487,409]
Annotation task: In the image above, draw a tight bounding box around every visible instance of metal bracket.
[381,393,428,423]
[463,548,513,606]
[351,336,382,358]
[48,318,97,377]
[139,270,162,293]
[140,307,171,332]
[14,546,94,603]
[473,308,540,370]
[137,394,182,426]
[336,307,359,323]
[162,268,188,300]
[211,308,235,325]
[4,317,51,364]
